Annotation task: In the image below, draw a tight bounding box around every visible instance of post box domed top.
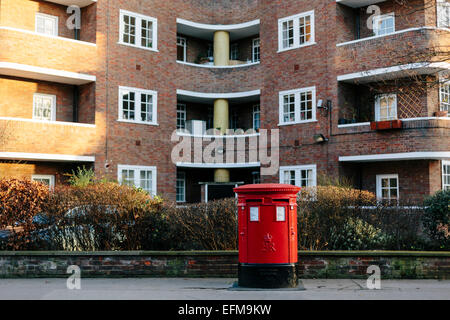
[234,183,301,195]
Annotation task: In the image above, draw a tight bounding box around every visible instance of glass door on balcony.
[375,94,397,121]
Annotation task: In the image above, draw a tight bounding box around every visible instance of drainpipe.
[74,28,80,41]
[73,86,79,123]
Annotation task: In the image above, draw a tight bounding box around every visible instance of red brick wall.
[0,0,447,202]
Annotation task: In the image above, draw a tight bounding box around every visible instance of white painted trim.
[0,117,96,128]
[279,164,317,187]
[118,9,158,52]
[32,174,55,189]
[176,18,260,32]
[35,12,58,37]
[118,86,158,125]
[339,152,450,162]
[0,62,96,84]
[117,165,157,196]
[401,117,450,121]
[278,86,317,125]
[44,0,97,8]
[376,174,399,201]
[278,10,315,52]
[336,27,444,47]
[176,89,261,99]
[337,62,450,82]
[337,122,371,128]
[176,162,261,169]
[176,60,260,69]
[176,132,260,139]
[375,93,397,121]
[0,152,95,162]
[337,117,450,128]
[0,26,97,46]
[372,12,395,37]
[443,160,450,190]
[33,93,56,122]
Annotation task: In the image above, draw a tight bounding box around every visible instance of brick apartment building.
[0,0,449,204]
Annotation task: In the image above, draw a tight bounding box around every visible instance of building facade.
[0,0,449,204]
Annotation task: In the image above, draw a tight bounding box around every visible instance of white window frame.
[376,174,399,201]
[278,10,315,52]
[35,13,58,36]
[252,38,260,63]
[437,0,450,28]
[279,165,317,188]
[279,86,316,125]
[439,80,450,114]
[177,36,187,62]
[33,93,56,121]
[253,104,261,130]
[176,171,186,203]
[119,9,158,52]
[177,103,186,130]
[443,160,450,191]
[117,165,157,196]
[118,86,158,125]
[372,13,395,36]
[32,174,55,189]
[375,93,398,121]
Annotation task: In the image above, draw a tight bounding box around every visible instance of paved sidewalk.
[0,278,449,300]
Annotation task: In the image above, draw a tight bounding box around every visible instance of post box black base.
[238,263,298,289]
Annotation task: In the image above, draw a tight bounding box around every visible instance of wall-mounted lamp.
[317,99,323,108]
[317,99,332,111]
[313,134,329,144]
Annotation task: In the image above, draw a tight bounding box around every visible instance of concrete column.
[214,169,230,183]
[213,31,230,66]
[213,99,229,134]
[212,31,230,182]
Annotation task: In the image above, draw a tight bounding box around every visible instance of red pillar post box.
[234,183,301,288]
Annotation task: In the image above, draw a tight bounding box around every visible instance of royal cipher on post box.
[234,183,301,288]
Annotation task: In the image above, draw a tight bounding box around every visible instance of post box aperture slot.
[276,206,286,221]
[249,207,259,222]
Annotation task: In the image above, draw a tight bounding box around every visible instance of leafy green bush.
[297,186,376,250]
[422,190,450,249]
[66,166,95,187]
[328,217,390,250]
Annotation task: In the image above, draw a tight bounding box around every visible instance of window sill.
[117,119,159,126]
[117,41,159,52]
[277,42,317,53]
[278,120,317,126]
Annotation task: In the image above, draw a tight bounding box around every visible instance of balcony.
[176,89,260,137]
[336,75,450,132]
[44,0,97,7]
[0,27,97,81]
[176,18,260,68]
[336,0,386,8]
[0,118,98,159]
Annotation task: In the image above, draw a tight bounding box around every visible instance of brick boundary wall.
[0,251,448,279]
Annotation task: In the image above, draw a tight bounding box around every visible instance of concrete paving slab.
[0,278,449,300]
